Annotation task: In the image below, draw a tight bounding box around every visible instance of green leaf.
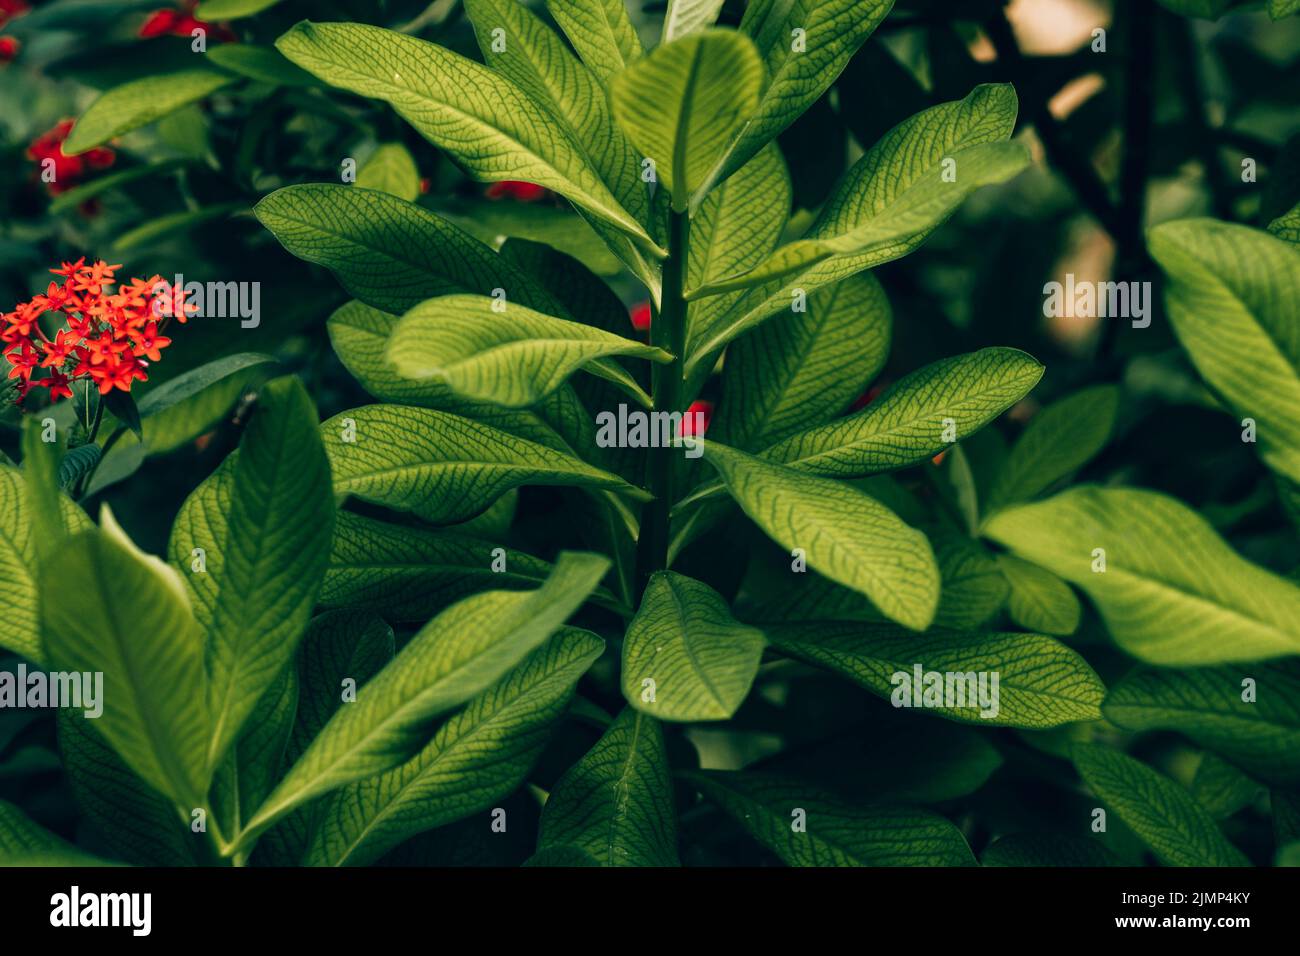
[768,622,1105,728]
[386,294,670,407]
[57,711,198,865]
[981,833,1118,866]
[110,202,246,254]
[169,377,334,768]
[135,352,278,454]
[306,627,604,866]
[536,707,679,865]
[1154,0,1233,17]
[101,388,142,440]
[463,0,657,293]
[42,506,210,809]
[984,385,1120,513]
[1072,743,1249,866]
[686,84,1021,370]
[702,440,940,630]
[1148,219,1300,484]
[323,511,561,622]
[1192,753,1264,819]
[716,274,890,450]
[691,141,1030,298]
[662,0,725,41]
[682,771,976,866]
[356,143,421,201]
[931,528,1009,630]
[611,30,763,212]
[239,551,609,847]
[211,663,299,838]
[545,0,643,82]
[64,69,235,154]
[56,444,101,492]
[1104,662,1300,788]
[759,348,1043,476]
[20,418,79,564]
[206,43,319,87]
[995,553,1082,636]
[276,21,653,248]
[321,404,647,524]
[691,0,895,206]
[0,466,91,663]
[1271,0,1300,19]
[197,0,284,17]
[0,799,112,866]
[255,184,566,315]
[983,485,1300,664]
[621,571,765,721]
[1269,201,1300,245]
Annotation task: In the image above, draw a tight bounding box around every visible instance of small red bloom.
[629,301,652,332]
[485,180,549,202]
[682,400,713,438]
[139,4,235,42]
[27,120,116,197]
[0,36,19,63]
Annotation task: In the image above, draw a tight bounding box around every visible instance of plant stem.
[635,208,689,596]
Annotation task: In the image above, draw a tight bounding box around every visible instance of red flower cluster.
[139,2,235,42]
[485,181,549,202]
[0,0,28,63]
[629,301,652,333]
[3,259,193,402]
[27,120,115,196]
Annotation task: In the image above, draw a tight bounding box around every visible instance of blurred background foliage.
[0,0,1296,865]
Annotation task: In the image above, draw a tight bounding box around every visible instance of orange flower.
[2,258,182,404]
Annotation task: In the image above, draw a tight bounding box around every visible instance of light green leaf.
[663,0,725,41]
[1192,753,1264,819]
[0,466,90,664]
[276,21,653,247]
[463,0,657,293]
[0,799,113,866]
[1104,662,1300,788]
[611,30,763,211]
[1148,219,1300,484]
[211,664,299,838]
[197,0,284,17]
[768,622,1105,728]
[169,377,334,769]
[995,553,1082,636]
[321,404,647,524]
[64,69,235,154]
[536,707,679,865]
[760,348,1043,477]
[255,184,565,315]
[691,0,895,207]
[716,274,890,450]
[356,143,420,201]
[545,0,643,81]
[981,833,1118,866]
[1271,0,1300,19]
[985,385,1120,513]
[621,571,765,721]
[691,141,1030,298]
[686,84,1021,370]
[983,485,1300,664]
[1072,743,1249,866]
[682,771,975,866]
[703,441,939,630]
[306,627,604,866]
[239,551,610,847]
[323,511,560,622]
[386,294,670,407]
[206,44,318,87]
[42,506,209,809]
